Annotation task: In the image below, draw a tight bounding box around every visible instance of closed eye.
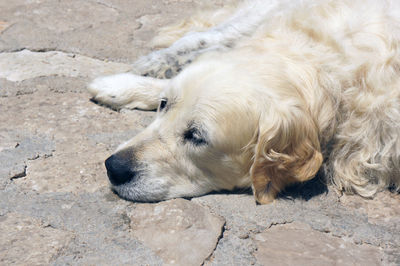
[158,98,168,112]
[183,127,207,146]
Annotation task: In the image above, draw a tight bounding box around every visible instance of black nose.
[105,151,136,186]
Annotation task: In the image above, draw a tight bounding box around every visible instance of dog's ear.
[250,104,323,204]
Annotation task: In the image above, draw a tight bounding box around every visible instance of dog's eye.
[183,127,207,146]
[159,98,168,111]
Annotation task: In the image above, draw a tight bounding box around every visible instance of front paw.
[133,48,195,79]
[133,51,177,79]
[88,73,162,110]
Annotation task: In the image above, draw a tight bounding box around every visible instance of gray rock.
[253,222,384,266]
[0,81,153,194]
[193,190,400,265]
[0,189,163,265]
[205,232,259,266]
[0,133,54,189]
[128,199,225,266]
[0,0,230,62]
[0,20,10,33]
[0,49,132,82]
[0,76,88,97]
[0,212,73,265]
[340,192,400,229]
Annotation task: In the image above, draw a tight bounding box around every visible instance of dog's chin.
[110,179,170,203]
[110,177,217,202]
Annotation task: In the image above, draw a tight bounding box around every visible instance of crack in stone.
[267,220,294,229]
[28,154,40,161]
[202,222,226,266]
[0,21,15,36]
[10,165,27,180]
[190,200,228,266]
[91,0,121,13]
[0,47,68,54]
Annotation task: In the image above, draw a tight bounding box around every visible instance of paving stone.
[340,191,400,227]
[0,76,88,97]
[253,222,384,266]
[204,232,259,266]
[193,191,400,265]
[0,0,229,62]
[0,133,54,189]
[128,199,225,266]
[0,49,132,82]
[0,21,10,33]
[0,212,73,265]
[0,82,153,194]
[0,189,163,265]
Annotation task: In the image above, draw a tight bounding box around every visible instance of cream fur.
[89,0,400,204]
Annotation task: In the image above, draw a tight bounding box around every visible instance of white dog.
[89,0,400,204]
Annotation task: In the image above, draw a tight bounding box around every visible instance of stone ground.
[0,0,399,265]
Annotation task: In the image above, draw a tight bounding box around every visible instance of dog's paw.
[88,73,163,110]
[134,48,197,79]
[133,51,178,79]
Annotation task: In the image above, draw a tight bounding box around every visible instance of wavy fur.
[89,0,400,203]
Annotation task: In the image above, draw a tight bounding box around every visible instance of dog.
[88,0,400,204]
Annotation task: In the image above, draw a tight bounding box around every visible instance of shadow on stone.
[206,187,253,197]
[203,171,328,202]
[277,170,328,201]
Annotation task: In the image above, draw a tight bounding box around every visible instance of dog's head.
[106,55,323,203]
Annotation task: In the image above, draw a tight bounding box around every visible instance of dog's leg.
[88,73,168,110]
[134,0,304,78]
[89,0,305,109]
[151,5,238,49]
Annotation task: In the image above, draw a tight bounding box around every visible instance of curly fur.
[89,0,400,204]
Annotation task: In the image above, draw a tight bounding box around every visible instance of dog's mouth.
[109,173,171,203]
[110,186,165,203]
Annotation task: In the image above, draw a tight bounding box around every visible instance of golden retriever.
[88,0,400,204]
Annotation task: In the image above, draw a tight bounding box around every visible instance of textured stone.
[0,0,229,62]
[193,190,400,265]
[340,191,400,227]
[0,21,9,33]
[0,212,73,265]
[0,189,163,265]
[253,222,384,266]
[0,76,88,97]
[204,232,259,266]
[0,49,132,82]
[0,133,54,189]
[0,82,154,194]
[128,199,225,266]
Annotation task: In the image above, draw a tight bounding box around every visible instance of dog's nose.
[105,152,136,186]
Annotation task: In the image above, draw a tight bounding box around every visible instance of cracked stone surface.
[253,222,383,266]
[0,0,399,265]
[128,199,225,266]
[0,49,132,82]
[0,212,74,265]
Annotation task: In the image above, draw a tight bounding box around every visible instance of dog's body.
[89,0,400,204]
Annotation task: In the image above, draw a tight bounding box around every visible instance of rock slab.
[253,222,384,266]
[0,49,132,82]
[0,212,73,265]
[128,199,225,266]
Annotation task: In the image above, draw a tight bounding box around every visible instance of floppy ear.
[250,104,323,204]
